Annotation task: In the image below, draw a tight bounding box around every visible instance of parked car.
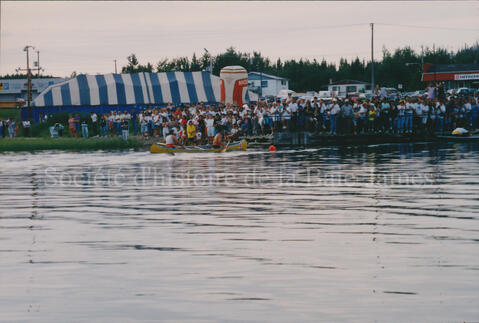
[456,88,471,96]
[277,89,296,101]
[358,93,374,100]
[381,87,401,100]
[446,88,475,97]
[318,90,332,98]
[411,90,426,97]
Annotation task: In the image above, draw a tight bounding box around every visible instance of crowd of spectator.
[74,88,477,145]
[2,84,478,143]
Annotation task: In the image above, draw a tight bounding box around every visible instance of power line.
[287,23,369,32]
[376,23,479,32]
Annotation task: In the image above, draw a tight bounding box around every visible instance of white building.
[248,72,289,97]
[0,77,69,107]
[327,80,371,98]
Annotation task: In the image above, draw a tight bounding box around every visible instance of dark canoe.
[434,134,479,142]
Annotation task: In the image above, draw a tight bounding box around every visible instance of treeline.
[0,74,55,79]
[121,44,479,92]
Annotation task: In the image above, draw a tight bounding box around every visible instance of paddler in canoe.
[212,127,226,149]
[150,125,247,153]
[164,129,182,148]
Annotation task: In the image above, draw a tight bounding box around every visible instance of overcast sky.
[1,1,478,77]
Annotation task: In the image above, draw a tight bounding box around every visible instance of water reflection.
[0,143,478,322]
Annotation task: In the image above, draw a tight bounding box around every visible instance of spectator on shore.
[81,119,89,138]
[341,99,353,134]
[329,99,340,135]
[100,115,107,137]
[90,112,98,136]
[426,83,436,100]
[22,120,31,137]
[68,114,75,136]
[14,89,478,142]
[56,123,64,137]
[121,116,129,141]
[8,118,16,138]
[74,114,81,137]
[131,108,138,136]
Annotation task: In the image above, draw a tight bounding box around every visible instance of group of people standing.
[300,95,478,135]
[0,118,18,138]
[6,83,477,143]
[61,90,478,144]
[67,111,131,141]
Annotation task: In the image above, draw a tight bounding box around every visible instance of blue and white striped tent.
[33,71,221,107]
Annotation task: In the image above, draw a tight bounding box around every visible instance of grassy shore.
[0,137,144,152]
[0,108,20,120]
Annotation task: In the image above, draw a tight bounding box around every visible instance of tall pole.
[36,50,40,76]
[26,47,32,121]
[421,45,424,71]
[16,45,35,121]
[370,23,375,93]
[114,59,117,73]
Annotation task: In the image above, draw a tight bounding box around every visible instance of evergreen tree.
[111,43,479,92]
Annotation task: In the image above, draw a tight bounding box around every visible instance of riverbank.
[0,137,143,152]
[0,131,473,153]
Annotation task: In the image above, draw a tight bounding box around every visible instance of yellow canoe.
[150,140,248,154]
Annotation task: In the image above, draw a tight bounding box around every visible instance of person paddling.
[212,127,225,149]
[164,130,179,148]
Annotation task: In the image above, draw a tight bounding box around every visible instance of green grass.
[0,137,143,152]
[0,108,21,120]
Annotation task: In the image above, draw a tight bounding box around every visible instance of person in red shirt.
[68,114,75,136]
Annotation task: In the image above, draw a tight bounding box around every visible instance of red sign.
[237,79,248,87]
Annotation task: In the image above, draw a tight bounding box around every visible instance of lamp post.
[16,45,35,120]
[370,23,375,92]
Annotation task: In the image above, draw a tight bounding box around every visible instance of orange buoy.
[268,145,276,152]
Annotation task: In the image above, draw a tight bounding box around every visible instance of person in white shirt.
[329,100,341,135]
[464,100,472,128]
[358,103,368,133]
[287,100,299,131]
[396,101,405,134]
[421,101,429,132]
[206,114,215,142]
[153,113,161,137]
[287,101,298,114]
[405,99,414,133]
[426,83,436,100]
[114,112,121,136]
[90,112,98,136]
[281,106,291,130]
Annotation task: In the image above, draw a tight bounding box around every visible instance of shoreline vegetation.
[120,44,479,92]
[0,137,143,152]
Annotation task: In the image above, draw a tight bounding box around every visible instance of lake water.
[1,143,478,322]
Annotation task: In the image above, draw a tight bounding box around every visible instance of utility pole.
[370,23,375,94]
[36,50,41,76]
[421,45,424,71]
[114,59,117,73]
[16,45,35,121]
